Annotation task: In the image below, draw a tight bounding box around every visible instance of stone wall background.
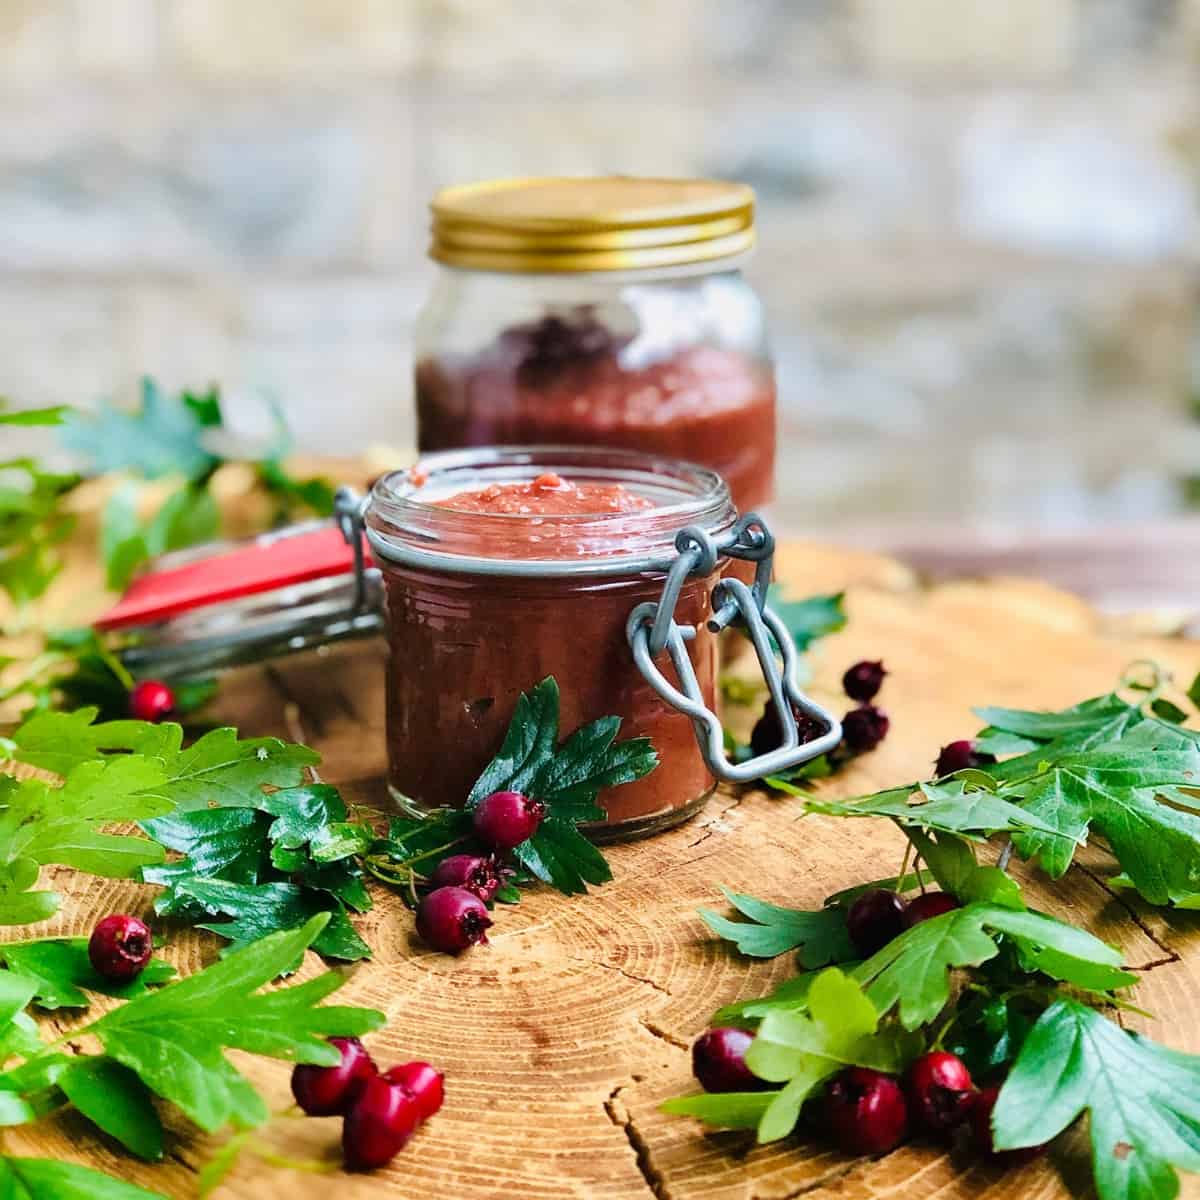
[0,0,1197,533]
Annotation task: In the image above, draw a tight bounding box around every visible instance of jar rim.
[364,445,738,578]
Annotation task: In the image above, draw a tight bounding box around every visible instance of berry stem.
[895,838,914,896]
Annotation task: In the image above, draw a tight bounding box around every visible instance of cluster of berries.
[291,1037,444,1171]
[415,790,545,954]
[694,1029,1041,1164]
[749,659,891,763]
[692,882,1045,1165]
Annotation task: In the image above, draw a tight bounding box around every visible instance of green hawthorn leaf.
[0,406,69,426]
[713,975,818,1025]
[1150,698,1189,725]
[809,779,1062,839]
[748,969,912,1142]
[515,819,612,896]
[1006,743,1200,904]
[309,823,373,863]
[166,879,369,969]
[531,716,657,820]
[853,903,1125,1029]
[58,1058,164,1161]
[769,589,846,651]
[60,378,220,482]
[142,809,270,895]
[994,1000,1200,1200]
[0,1157,166,1199]
[1188,673,1200,710]
[699,887,854,965]
[466,678,561,807]
[257,785,346,849]
[659,1091,775,1129]
[86,914,383,1133]
[0,708,167,775]
[461,678,653,894]
[0,939,174,1009]
[152,726,320,811]
[975,693,1140,742]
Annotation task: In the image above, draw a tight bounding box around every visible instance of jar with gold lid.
[414,177,776,515]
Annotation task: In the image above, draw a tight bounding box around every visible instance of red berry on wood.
[416,887,493,953]
[935,740,997,777]
[905,891,961,927]
[472,790,546,851]
[342,1075,423,1170]
[692,1028,766,1094]
[843,660,887,702]
[291,1037,377,1116]
[842,705,890,754]
[129,679,175,723]
[969,1084,1048,1164]
[845,889,909,958]
[383,1061,445,1121]
[904,1051,975,1133]
[429,854,502,903]
[748,700,828,758]
[87,914,152,982]
[825,1067,909,1155]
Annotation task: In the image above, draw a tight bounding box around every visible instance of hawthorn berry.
[905,1051,975,1133]
[342,1075,423,1170]
[692,1028,766,1094]
[842,705,890,754]
[129,679,175,723]
[87,914,152,982]
[845,889,908,958]
[905,891,960,927]
[935,740,997,777]
[969,1084,1047,1164]
[416,886,493,953]
[749,700,828,758]
[429,854,502,903]
[291,1037,377,1116]
[825,1067,909,1155]
[383,1061,445,1121]
[472,790,545,852]
[843,660,887,703]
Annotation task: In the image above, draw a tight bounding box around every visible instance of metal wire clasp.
[626,513,842,784]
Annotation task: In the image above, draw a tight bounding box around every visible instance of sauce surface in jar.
[367,449,735,839]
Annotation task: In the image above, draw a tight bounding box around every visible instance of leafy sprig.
[668,666,1200,1200]
[0,916,383,1159]
[366,676,657,898]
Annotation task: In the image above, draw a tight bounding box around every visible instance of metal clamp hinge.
[627,513,842,784]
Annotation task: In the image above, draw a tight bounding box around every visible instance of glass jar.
[95,448,839,843]
[414,177,776,515]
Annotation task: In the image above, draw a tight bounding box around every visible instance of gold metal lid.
[429,176,756,273]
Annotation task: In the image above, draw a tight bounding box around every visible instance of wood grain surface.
[5,533,1200,1199]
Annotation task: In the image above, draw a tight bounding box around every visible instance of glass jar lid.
[429,177,755,274]
[364,445,737,577]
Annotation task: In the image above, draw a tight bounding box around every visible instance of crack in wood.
[569,955,672,997]
[604,1084,670,1200]
[749,1160,862,1200]
[1073,862,1182,967]
[637,1016,689,1052]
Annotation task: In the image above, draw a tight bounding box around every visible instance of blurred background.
[0,0,1197,547]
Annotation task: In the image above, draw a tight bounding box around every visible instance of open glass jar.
[415,177,776,515]
[96,447,838,842]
